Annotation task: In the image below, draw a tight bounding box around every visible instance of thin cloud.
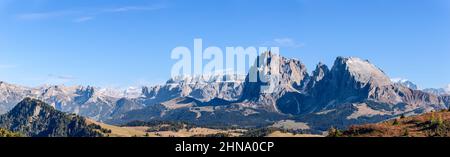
[263,38,305,48]
[73,16,94,23]
[104,4,166,13]
[16,4,167,22]
[0,64,16,69]
[48,74,77,81]
[19,74,77,86]
[17,10,78,20]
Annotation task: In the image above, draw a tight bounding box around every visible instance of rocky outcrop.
[141,74,245,105]
[240,52,309,111]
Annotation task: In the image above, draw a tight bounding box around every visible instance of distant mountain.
[391,78,418,90]
[142,74,245,103]
[1,53,449,132]
[0,82,127,121]
[0,81,33,114]
[0,74,246,122]
[390,79,450,96]
[0,98,102,137]
[423,85,450,96]
[110,53,450,132]
[424,88,447,96]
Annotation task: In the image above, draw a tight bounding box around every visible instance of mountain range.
[392,79,450,96]
[1,52,449,133]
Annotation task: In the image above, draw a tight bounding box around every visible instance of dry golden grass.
[266,131,324,137]
[146,128,244,137]
[86,119,246,137]
[341,110,450,137]
[86,119,150,137]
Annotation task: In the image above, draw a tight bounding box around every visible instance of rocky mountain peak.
[305,62,330,90]
[40,85,77,97]
[423,84,450,96]
[76,86,95,96]
[0,81,23,89]
[248,51,309,91]
[391,78,418,90]
[0,81,8,88]
[332,57,391,87]
[240,52,310,111]
[140,73,246,105]
[314,62,329,78]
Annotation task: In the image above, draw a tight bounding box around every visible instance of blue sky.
[0,0,449,89]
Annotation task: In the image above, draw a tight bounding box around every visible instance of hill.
[330,110,450,137]
[0,98,103,137]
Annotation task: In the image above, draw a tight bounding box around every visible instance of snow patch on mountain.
[124,87,143,98]
[391,78,408,83]
[391,78,418,90]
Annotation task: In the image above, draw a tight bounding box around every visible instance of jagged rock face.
[276,56,448,119]
[423,85,450,96]
[240,52,309,111]
[392,86,436,104]
[441,96,450,108]
[142,74,245,105]
[74,86,95,104]
[336,57,391,87]
[0,82,34,114]
[243,55,422,116]
[424,88,448,96]
[109,98,144,120]
[37,85,79,109]
[32,85,124,121]
[0,74,245,122]
[303,57,394,110]
[0,83,124,121]
[306,63,330,90]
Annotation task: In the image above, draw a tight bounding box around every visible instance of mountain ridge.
[107,53,450,132]
[1,53,449,132]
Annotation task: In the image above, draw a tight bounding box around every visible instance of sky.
[0,0,449,89]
